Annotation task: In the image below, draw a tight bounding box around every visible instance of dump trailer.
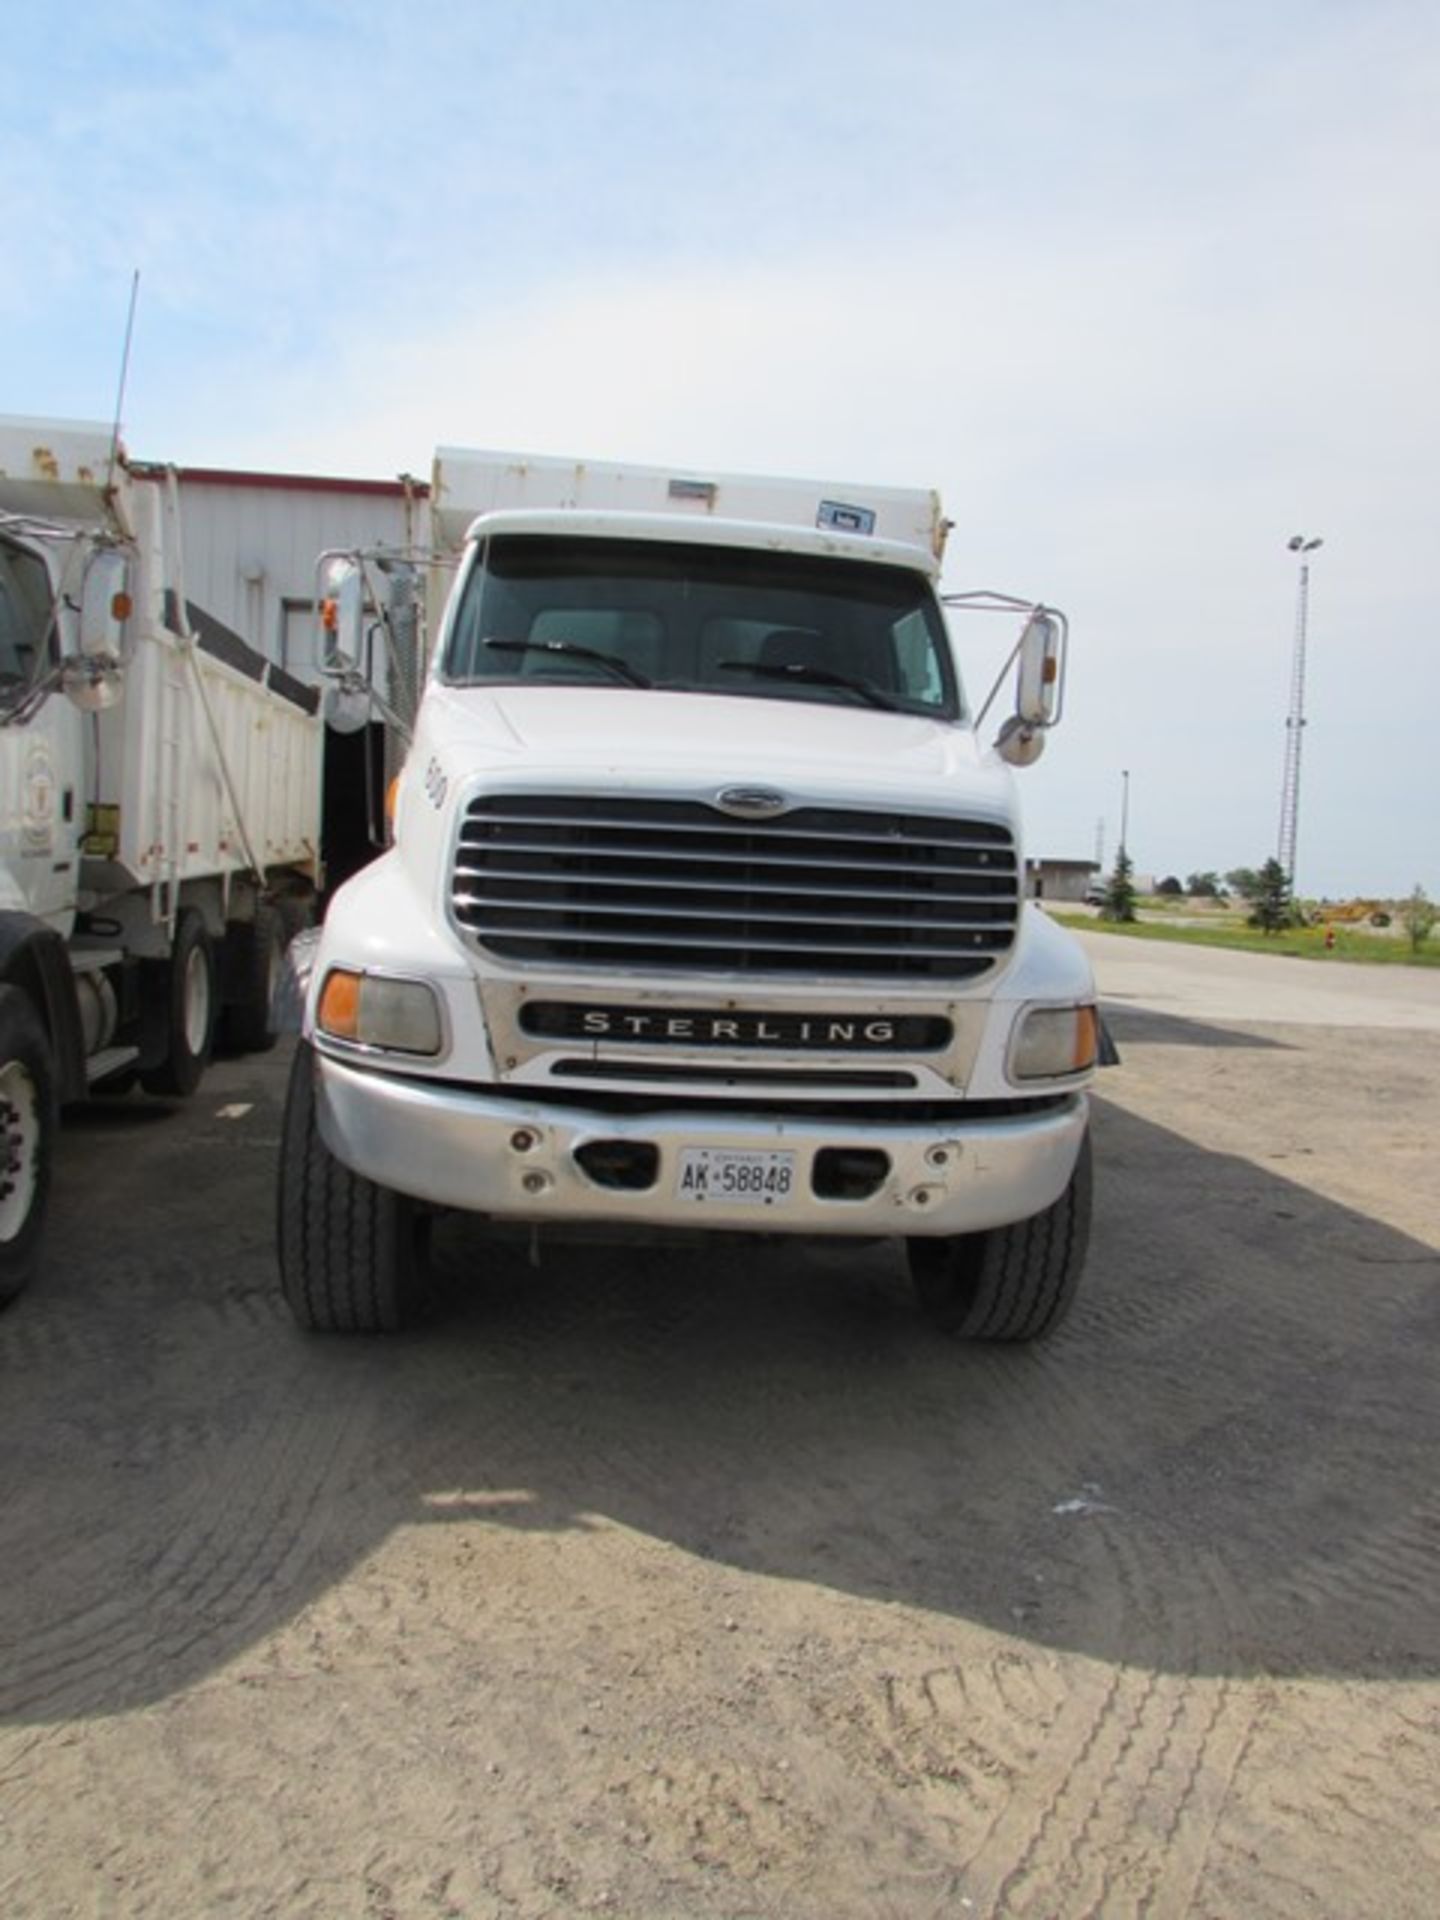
[280,448,1101,1340]
[0,417,323,1303]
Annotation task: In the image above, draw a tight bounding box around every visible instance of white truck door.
[0,534,85,933]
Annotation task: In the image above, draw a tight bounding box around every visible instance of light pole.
[1119,769,1131,864]
[1278,535,1322,890]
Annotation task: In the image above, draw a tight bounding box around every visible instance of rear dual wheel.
[140,909,216,1097]
[220,902,285,1055]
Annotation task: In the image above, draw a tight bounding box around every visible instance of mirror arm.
[946,596,1069,738]
[943,590,1055,731]
[975,631,1024,732]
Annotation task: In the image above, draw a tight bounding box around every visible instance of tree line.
[1094,859,1437,950]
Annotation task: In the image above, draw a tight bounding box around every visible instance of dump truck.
[0,417,323,1303]
[279,448,1101,1339]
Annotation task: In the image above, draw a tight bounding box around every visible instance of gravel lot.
[2,937,1437,1918]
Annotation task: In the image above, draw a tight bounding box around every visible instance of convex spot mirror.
[995,714,1045,767]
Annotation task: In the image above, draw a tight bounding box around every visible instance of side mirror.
[1015,609,1065,726]
[79,550,131,659]
[949,590,1070,766]
[64,549,130,711]
[317,556,367,672]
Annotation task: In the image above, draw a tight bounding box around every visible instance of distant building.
[1026,858,1101,903]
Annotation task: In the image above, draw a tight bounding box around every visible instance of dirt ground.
[2,945,1438,1918]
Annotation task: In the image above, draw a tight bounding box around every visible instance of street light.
[1278,536,1323,889]
[1119,768,1130,862]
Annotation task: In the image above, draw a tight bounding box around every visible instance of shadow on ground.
[1101,1002,1292,1050]
[2,1042,1437,1724]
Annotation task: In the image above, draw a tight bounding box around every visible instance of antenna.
[106,270,141,495]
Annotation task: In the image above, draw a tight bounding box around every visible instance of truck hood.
[420,683,1014,818]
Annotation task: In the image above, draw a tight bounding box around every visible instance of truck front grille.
[451,795,1019,979]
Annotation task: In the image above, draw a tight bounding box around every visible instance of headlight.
[317,968,444,1056]
[1010,1003,1099,1082]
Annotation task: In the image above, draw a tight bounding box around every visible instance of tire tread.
[910,1132,1092,1342]
[277,1044,422,1333]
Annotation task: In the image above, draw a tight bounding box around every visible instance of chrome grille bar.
[451,795,1020,979]
[456,894,1011,933]
[459,865,1006,903]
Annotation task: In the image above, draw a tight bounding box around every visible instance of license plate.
[676,1147,797,1205]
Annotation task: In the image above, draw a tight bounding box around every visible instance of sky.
[3,0,1437,898]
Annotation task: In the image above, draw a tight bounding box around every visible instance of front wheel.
[276,1042,429,1332]
[0,986,58,1308]
[907,1133,1092,1342]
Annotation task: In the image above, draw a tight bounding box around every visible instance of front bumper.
[314,1052,1089,1237]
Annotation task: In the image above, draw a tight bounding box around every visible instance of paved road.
[1,939,1437,1918]
[1075,926,1440,1029]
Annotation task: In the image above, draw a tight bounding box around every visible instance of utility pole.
[1278,535,1322,889]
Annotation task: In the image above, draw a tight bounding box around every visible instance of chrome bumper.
[314,1053,1088,1238]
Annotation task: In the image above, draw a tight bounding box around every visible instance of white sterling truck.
[278,450,1102,1339]
[0,418,323,1304]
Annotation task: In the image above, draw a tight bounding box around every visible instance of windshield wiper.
[716,658,903,712]
[482,636,651,688]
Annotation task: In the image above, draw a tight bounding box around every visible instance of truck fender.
[0,913,89,1105]
[272,926,321,1034]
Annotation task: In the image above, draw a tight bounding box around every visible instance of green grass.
[1049,909,1440,967]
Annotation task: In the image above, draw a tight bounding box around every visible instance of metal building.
[167,466,428,683]
[156,462,430,894]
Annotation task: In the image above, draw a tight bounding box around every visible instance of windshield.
[443,534,961,718]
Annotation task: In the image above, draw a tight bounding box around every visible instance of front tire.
[0,986,58,1308]
[276,1041,428,1332]
[140,908,216,1097]
[907,1132,1092,1342]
